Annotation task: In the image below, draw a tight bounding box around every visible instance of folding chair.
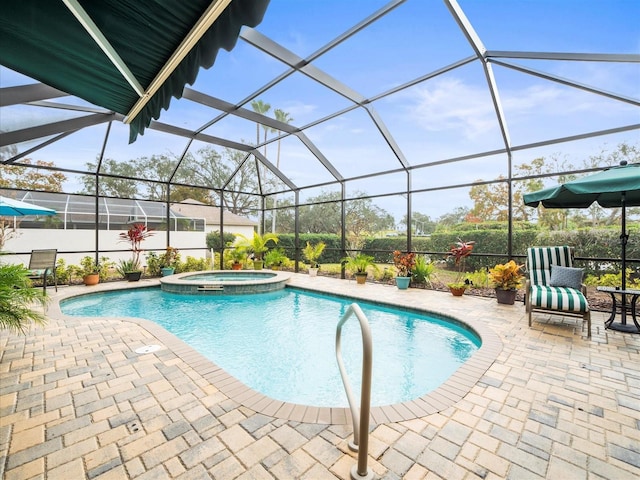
[525,246,591,338]
[27,249,58,292]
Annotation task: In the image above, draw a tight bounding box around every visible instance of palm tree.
[274,108,294,169]
[271,108,294,232]
[251,99,271,158]
[0,263,47,333]
[235,232,279,269]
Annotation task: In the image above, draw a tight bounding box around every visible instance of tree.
[251,99,271,158]
[179,146,259,215]
[0,159,66,192]
[134,154,177,200]
[81,158,139,198]
[400,212,435,235]
[270,108,294,232]
[437,207,471,229]
[467,157,552,223]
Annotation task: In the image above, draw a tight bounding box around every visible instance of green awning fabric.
[0,0,270,142]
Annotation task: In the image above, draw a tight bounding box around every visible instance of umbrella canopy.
[523,162,640,209]
[0,196,57,216]
[523,161,640,292]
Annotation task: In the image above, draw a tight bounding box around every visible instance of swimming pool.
[61,287,480,407]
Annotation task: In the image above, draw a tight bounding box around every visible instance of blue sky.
[2,0,639,221]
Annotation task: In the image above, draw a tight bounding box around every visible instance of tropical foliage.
[118,223,154,269]
[235,232,279,261]
[342,253,378,275]
[264,248,289,267]
[0,263,47,333]
[488,260,525,290]
[302,241,326,267]
[446,239,475,287]
[411,255,437,286]
[392,250,416,277]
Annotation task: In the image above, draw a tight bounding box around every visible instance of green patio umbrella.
[523,161,640,291]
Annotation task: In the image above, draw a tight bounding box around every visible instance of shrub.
[55,258,73,285]
[0,263,47,333]
[412,255,437,286]
[180,256,209,272]
[206,231,236,251]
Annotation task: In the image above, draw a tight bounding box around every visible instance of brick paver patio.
[1,274,639,479]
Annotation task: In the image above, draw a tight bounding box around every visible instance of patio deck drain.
[134,344,162,354]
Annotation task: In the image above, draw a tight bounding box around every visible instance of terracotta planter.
[449,286,466,296]
[83,273,99,286]
[395,276,411,290]
[495,288,517,305]
[231,262,242,270]
[355,273,367,285]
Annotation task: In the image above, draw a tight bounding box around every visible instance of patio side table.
[597,286,640,334]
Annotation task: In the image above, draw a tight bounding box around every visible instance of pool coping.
[50,275,503,425]
[159,269,291,294]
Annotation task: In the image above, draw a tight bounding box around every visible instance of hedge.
[241,226,639,276]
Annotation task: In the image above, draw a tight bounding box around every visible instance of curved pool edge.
[49,274,503,425]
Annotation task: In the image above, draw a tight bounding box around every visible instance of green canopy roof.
[0,0,269,142]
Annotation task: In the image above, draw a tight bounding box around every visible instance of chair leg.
[585,311,591,339]
[525,289,533,327]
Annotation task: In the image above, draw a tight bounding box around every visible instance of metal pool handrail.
[335,303,373,480]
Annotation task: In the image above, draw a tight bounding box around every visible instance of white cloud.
[408,78,497,139]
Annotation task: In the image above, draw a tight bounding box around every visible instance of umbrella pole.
[620,192,628,325]
[621,192,628,292]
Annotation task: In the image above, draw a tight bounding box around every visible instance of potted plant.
[264,248,288,270]
[116,259,139,281]
[118,223,154,281]
[159,246,179,276]
[236,232,279,270]
[489,260,524,304]
[392,250,416,290]
[446,239,475,296]
[227,246,246,270]
[79,256,101,285]
[302,241,326,276]
[343,253,378,285]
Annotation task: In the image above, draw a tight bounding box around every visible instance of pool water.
[61,287,480,407]
[180,272,276,281]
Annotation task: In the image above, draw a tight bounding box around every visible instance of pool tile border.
[50,275,503,425]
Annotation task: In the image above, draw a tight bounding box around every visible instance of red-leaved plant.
[118,224,154,269]
[447,239,475,286]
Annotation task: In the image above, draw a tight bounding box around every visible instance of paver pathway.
[1,274,639,479]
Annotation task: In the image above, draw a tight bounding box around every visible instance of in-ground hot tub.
[159,270,290,294]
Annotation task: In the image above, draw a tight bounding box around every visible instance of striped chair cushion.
[527,246,573,286]
[530,285,589,313]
